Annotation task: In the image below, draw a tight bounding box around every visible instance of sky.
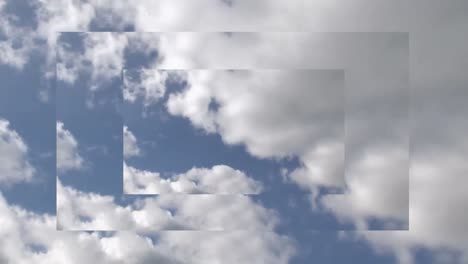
[54,32,409,232]
[1,0,468,264]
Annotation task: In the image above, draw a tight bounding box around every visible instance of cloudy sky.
[1,0,468,263]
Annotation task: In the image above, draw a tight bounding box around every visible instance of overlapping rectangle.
[56,32,409,231]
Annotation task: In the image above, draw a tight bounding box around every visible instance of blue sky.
[0,52,56,214]
[1,0,468,264]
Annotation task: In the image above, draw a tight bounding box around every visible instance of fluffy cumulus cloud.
[35,0,96,45]
[56,121,84,173]
[124,32,411,227]
[167,70,344,157]
[56,32,128,86]
[321,145,409,228]
[29,0,468,33]
[0,118,35,186]
[57,32,160,88]
[0,0,96,91]
[161,39,409,228]
[129,0,294,31]
[2,0,467,74]
[349,153,468,263]
[0,192,295,264]
[287,141,345,204]
[123,70,169,106]
[123,126,141,159]
[123,124,262,194]
[153,231,295,264]
[351,155,468,263]
[343,84,468,263]
[0,1,36,69]
[58,179,275,231]
[30,0,413,32]
[0,0,431,92]
[166,69,346,195]
[124,162,263,194]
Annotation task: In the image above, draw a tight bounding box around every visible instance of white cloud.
[30,0,467,33]
[57,179,137,230]
[0,0,94,98]
[36,0,95,45]
[124,162,263,194]
[58,179,275,231]
[162,64,409,228]
[0,35,33,69]
[153,231,295,264]
[165,69,348,205]
[345,86,468,263]
[123,70,168,106]
[0,191,295,264]
[57,32,160,89]
[2,1,467,83]
[159,35,410,230]
[0,118,35,186]
[57,32,128,88]
[166,69,344,158]
[348,152,468,263]
[321,145,409,228]
[113,0,342,31]
[0,2,37,69]
[123,126,141,159]
[286,141,345,207]
[56,121,84,174]
[123,122,262,194]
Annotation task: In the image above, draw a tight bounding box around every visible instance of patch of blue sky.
[56,75,123,195]
[0,50,55,214]
[2,0,38,29]
[55,32,161,195]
